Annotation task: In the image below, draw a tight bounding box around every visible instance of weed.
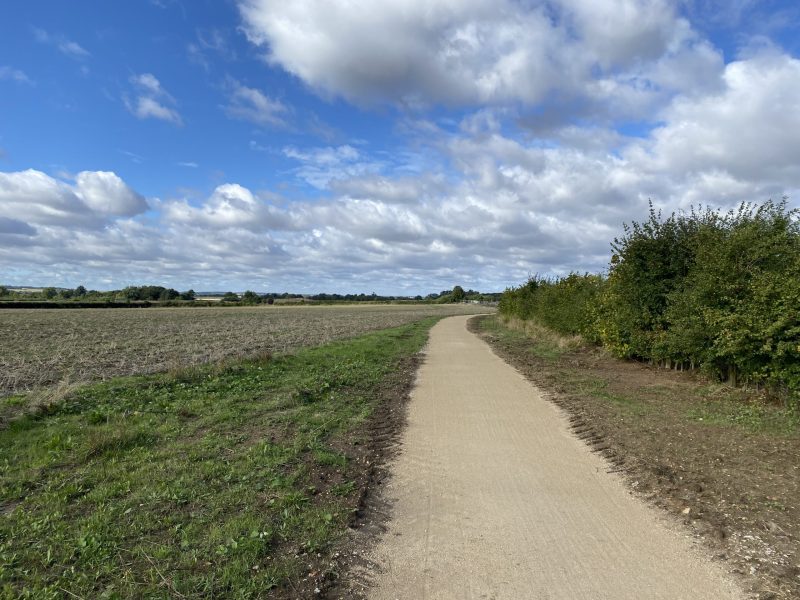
[0,318,437,598]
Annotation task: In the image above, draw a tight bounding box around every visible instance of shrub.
[500,274,604,338]
[501,199,800,406]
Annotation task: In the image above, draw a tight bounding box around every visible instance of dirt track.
[367,316,744,599]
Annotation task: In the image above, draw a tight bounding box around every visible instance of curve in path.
[367,315,742,600]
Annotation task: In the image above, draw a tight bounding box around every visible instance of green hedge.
[499,274,604,339]
[500,200,800,404]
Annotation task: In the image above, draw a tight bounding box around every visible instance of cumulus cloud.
[74,171,149,217]
[163,183,296,231]
[3,35,800,293]
[125,73,183,125]
[222,79,289,127]
[236,0,713,113]
[634,52,800,186]
[0,169,147,229]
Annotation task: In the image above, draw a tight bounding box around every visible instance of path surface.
[367,315,742,600]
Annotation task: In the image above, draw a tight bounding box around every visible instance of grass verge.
[471,314,800,600]
[0,317,436,599]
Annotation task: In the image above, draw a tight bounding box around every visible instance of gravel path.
[367,315,743,599]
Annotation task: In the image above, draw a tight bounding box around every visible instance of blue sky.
[2,0,800,293]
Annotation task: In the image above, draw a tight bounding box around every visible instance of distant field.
[0,304,490,397]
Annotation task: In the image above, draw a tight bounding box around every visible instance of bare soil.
[470,315,800,600]
[0,304,488,399]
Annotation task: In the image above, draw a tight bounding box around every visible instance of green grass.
[566,373,646,412]
[478,315,572,360]
[0,318,437,599]
[688,387,800,435]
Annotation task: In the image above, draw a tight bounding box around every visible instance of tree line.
[500,200,800,404]
[0,285,500,305]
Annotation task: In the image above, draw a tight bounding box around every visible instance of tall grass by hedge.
[500,200,800,404]
[499,274,604,339]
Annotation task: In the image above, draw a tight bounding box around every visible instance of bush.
[501,199,800,406]
[500,273,604,338]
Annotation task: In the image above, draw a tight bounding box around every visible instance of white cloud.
[0,169,147,229]
[236,0,711,113]
[283,145,384,189]
[131,73,168,98]
[331,174,445,204]
[131,97,183,124]
[634,52,800,186]
[125,73,183,125]
[0,66,33,84]
[33,28,90,60]
[3,37,800,293]
[222,79,289,127]
[119,150,145,164]
[559,0,679,67]
[163,183,292,231]
[58,40,91,59]
[74,171,149,217]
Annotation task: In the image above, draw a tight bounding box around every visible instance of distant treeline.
[310,287,501,304]
[0,285,195,303]
[0,284,501,306]
[500,200,800,403]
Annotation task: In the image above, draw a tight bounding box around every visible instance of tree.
[222,292,239,302]
[159,288,180,301]
[241,290,262,305]
[42,287,58,299]
[0,286,8,297]
[74,285,87,297]
[180,289,196,301]
[451,285,466,302]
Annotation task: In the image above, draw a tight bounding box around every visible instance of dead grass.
[500,315,583,355]
[0,304,490,398]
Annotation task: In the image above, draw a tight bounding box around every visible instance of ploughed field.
[0,304,489,398]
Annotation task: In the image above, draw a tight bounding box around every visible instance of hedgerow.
[500,200,800,405]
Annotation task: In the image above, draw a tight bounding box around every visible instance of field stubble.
[0,304,489,399]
